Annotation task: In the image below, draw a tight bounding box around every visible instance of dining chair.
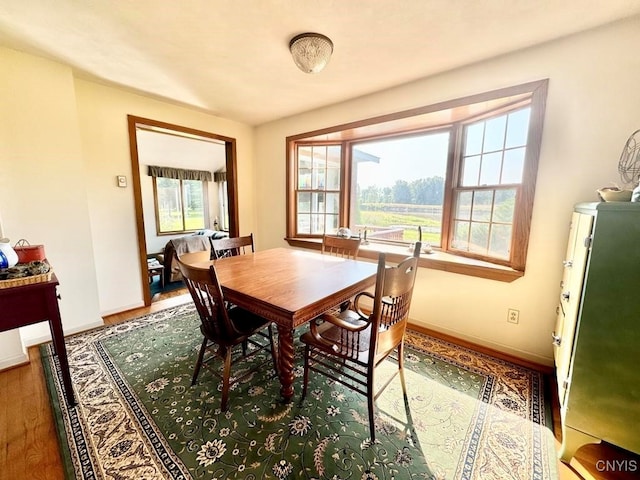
[211,233,254,259]
[321,235,362,313]
[176,258,278,411]
[321,235,361,259]
[301,242,421,441]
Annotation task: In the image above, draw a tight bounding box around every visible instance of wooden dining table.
[193,247,378,402]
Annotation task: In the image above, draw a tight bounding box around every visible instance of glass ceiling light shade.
[289,33,333,74]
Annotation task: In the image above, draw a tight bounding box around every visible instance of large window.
[451,107,530,259]
[351,131,449,246]
[286,80,548,280]
[296,145,342,234]
[153,177,209,234]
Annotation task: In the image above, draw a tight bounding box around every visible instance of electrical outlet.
[507,308,520,324]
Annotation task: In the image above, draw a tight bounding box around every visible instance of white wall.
[255,16,640,365]
[0,49,103,353]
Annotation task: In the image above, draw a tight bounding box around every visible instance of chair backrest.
[176,258,239,342]
[178,250,212,265]
[211,233,254,259]
[321,235,361,259]
[369,242,421,360]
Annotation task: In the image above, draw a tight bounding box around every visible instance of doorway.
[127,115,239,306]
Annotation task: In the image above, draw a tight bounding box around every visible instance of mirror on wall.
[127,115,239,306]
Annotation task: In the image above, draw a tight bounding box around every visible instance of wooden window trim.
[285,80,548,281]
[284,236,523,282]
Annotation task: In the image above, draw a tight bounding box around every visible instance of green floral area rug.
[42,304,558,479]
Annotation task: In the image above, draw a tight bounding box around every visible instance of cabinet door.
[553,211,593,406]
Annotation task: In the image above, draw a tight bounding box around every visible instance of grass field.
[358,210,442,244]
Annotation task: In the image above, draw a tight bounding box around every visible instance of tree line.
[358,176,444,206]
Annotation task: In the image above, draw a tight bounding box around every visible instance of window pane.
[453,188,515,257]
[471,190,493,222]
[298,168,312,189]
[483,115,507,152]
[296,144,342,236]
[352,132,449,246]
[297,214,310,234]
[469,222,490,253]
[505,108,530,148]
[157,177,183,232]
[183,180,205,230]
[297,192,311,213]
[299,146,312,169]
[326,193,340,214]
[493,189,516,223]
[311,214,325,234]
[479,152,502,186]
[489,223,512,258]
[455,191,472,220]
[327,145,341,167]
[312,167,326,189]
[327,167,340,190]
[501,148,525,184]
[155,178,208,234]
[313,146,327,169]
[452,221,470,250]
[461,155,480,186]
[326,214,339,233]
[311,192,325,213]
[465,123,484,156]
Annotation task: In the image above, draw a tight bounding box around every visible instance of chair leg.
[191,337,208,386]
[368,370,376,441]
[301,345,311,401]
[398,342,408,400]
[220,346,232,411]
[368,387,376,442]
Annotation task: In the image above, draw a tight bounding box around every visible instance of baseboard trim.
[0,352,29,371]
[408,321,554,374]
[21,320,105,348]
[100,301,145,317]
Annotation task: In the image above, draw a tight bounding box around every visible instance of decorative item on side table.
[0,238,18,268]
[598,129,640,202]
[619,129,640,201]
[0,260,52,287]
[13,238,46,263]
[0,238,52,288]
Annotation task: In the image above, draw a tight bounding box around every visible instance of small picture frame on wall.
[117,175,127,188]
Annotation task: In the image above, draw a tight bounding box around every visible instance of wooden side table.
[0,273,76,407]
[147,263,164,289]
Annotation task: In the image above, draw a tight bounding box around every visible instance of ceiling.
[1,1,639,126]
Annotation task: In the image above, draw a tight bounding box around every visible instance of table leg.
[276,325,295,402]
[45,291,76,407]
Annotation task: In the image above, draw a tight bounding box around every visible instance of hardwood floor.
[1,287,637,480]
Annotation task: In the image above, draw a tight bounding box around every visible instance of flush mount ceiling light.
[289,32,334,74]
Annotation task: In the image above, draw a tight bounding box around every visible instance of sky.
[355,132,449,188]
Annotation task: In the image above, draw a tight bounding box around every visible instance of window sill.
[284,237,523,283]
